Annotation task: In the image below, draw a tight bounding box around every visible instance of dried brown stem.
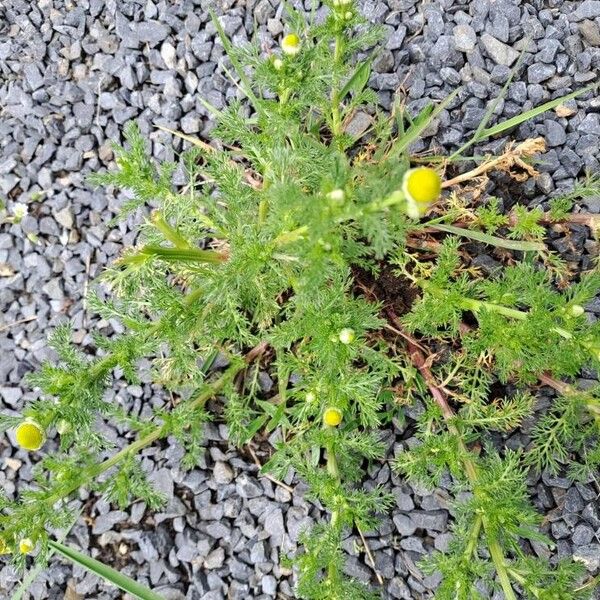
[442,138,546,188]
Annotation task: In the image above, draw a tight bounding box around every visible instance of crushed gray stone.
[1,0,599,598]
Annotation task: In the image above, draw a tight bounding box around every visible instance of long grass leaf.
[339,59,372,101]
[433,223,545,251]
[449,48,528,160]
[48,540,163,600]
[209,9,262,113]
[388,89,460,160]
[479,83,598,140]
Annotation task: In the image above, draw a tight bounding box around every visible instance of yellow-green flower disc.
[323,407,343,427]
[281,33,301,56]
[19,538,34,554]
[15,419,45,451]
[402,167,442,205]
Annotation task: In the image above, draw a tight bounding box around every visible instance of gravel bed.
[1,0,599,598]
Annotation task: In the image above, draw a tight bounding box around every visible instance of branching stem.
[24,344,268,529]
[423,282,592,353]
[388,311,517,600]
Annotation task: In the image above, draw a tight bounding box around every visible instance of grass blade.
[339,58,372,101]
[479,83,598,140]
[433,223,545,251]
[449,48,527,160]
[388,89,460,161]
[209,9,262,114]
[48,540,163,600]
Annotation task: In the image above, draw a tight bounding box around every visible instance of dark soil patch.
[352,262,419,318]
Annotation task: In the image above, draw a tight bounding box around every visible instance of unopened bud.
[569,304,584,317]
[326,189,345,204]
[56,419,71,435]
[338,328,356,345]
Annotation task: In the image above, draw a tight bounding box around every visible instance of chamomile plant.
[2,2,600,599]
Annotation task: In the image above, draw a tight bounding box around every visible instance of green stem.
[273,225,309,246]
[457,438,516,600]
[331,33,344,139]
[404,337,517,600]
[45,363,241,508]
[150,210,191,249]
[463,514,482,560]
[326,440,341,582]
[423,282,595,354]
[460,296,575,341]
[182,286,204,307]
[487,536,518,600]
[258,199,268,225]
[507,567,541,599]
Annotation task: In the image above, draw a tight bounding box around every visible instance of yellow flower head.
[402,167,442,218]
[323,407,343,427]
[338,328,355,345]
[19,538,34,554]
[281,33,301,56]
[15,419,46,451]
[272,57,284,70]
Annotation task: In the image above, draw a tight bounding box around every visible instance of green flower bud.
[569,304,585,317]
[326,189,345,204]
[338,328,356,344]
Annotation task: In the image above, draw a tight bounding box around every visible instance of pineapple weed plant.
[3,2,600,599]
